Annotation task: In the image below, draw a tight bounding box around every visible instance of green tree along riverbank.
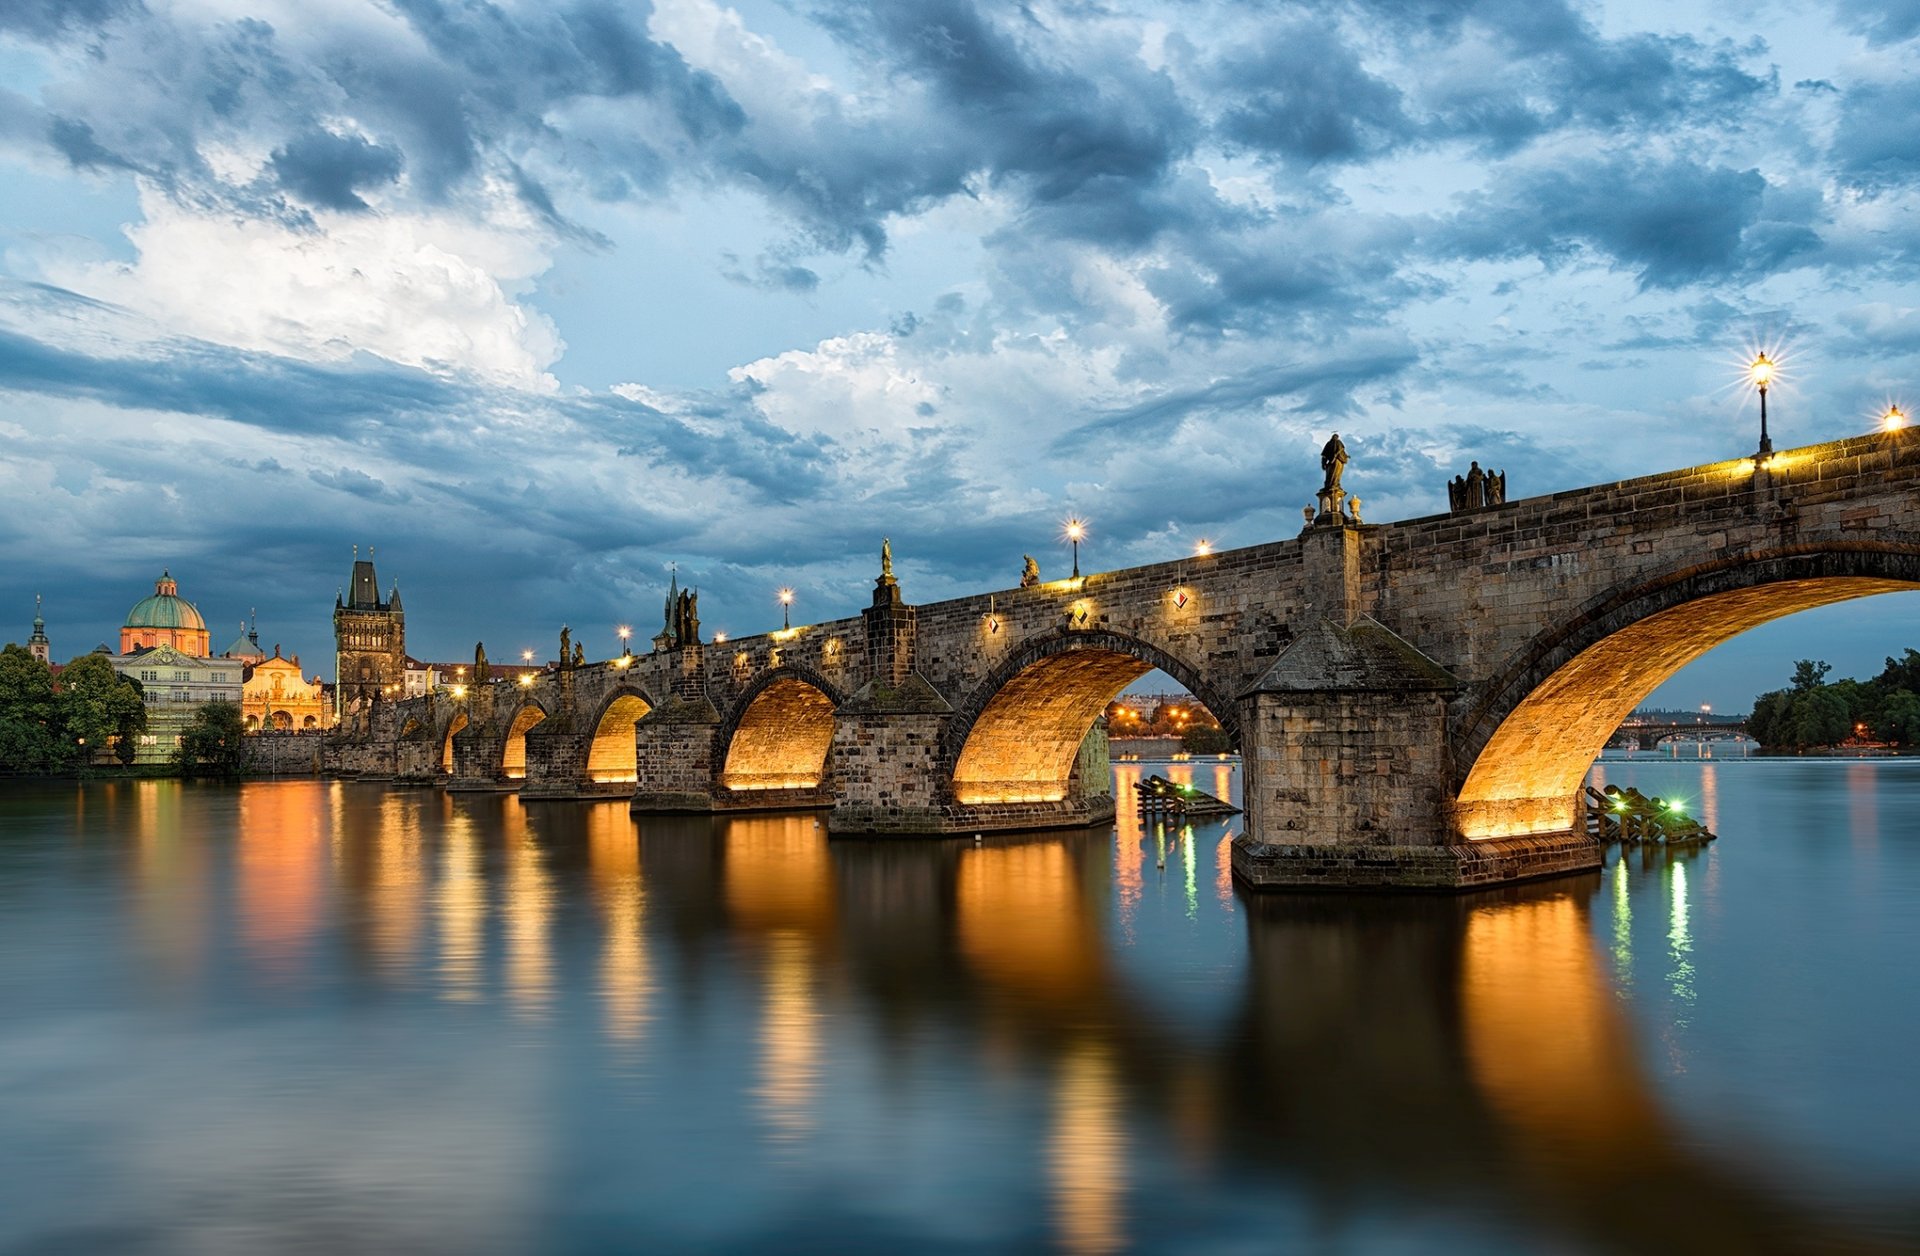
[0,645,147,773]
[1748,651,1920,750]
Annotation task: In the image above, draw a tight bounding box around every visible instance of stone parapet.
[1231,830,1602,891]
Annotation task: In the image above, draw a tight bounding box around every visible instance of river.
[1,758,1916,1254]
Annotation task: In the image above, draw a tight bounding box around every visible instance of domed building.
[110,570,242,764]
[120,571,212,656]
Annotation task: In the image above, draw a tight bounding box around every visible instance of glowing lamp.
[778,587,794,630]
[1748,351,1776,455]
[714,632,727,644]
[1194,538,1212,557]
[1885,405,1906,431]
[1062,517,1087,579]
[521,649,533,664]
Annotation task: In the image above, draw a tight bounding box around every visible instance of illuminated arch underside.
[587,694,652,782]
[953,649,1153,805]
[441,712,469,773]
[1457,576,1917,838]
[723,678,837,791]
[501,705,547,778]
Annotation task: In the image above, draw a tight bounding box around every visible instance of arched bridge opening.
[440,711,468,774]
[721,671,841,793]
[948,631,1238,806]
[1454,549,1920,839]
[588,691,654,783]
[501,702,548,779]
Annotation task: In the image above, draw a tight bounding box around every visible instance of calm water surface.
[2,759,1918,1254]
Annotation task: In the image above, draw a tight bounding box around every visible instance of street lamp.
[1749,352,1775,455]
[1885,404,1906,432]
[618,625,632,656]
[1064,517,1087,579]
[779,587,794,630]
[1193,538,1213,558]
[522,649,533,664]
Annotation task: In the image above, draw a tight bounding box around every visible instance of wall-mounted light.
[1172,588,1191,610]
[1070,599,1092,626]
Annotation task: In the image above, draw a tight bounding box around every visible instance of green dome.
[124,570,206,632]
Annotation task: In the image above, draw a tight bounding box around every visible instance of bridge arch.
[440,710,469,774]
[944,628,1239,806]
[500,698,549,779]
[1453,545,1920,838]
[719,666,846,793]
[586,684,658,783]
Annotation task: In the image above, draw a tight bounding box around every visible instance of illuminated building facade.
[333,549,406,718]
[242,648,334,731]
[119,571,211,656]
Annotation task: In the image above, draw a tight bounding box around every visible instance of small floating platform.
[1135,774,1242,818]
[1584,785,1716,846]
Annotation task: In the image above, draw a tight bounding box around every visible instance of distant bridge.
[1611,719,1751,750]
[332,429,1920,890]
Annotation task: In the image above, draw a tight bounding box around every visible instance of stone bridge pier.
[334,430,1920,890]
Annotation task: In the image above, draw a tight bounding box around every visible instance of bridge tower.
[332,546,406,719]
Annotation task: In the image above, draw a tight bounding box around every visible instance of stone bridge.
[1610,720,1751,751]
[329,428,1920,889]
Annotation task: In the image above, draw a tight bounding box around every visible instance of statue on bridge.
[1021,555,1040,587]
[1449,462,1509,513]
[881,537,894,581]
[559,625,571,670]
[573,641,585,668]
[1320,433,1348,495]
[474,641,490,683]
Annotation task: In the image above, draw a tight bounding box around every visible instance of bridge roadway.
[330,428,1920,890]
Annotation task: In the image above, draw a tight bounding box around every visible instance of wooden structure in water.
[1135,774,1242,818]
[1584,784,1716,846]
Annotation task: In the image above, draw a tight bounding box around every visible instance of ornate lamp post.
[1749,352,1775,456]
[617,625,632,657]
[1885,404,1906,431]
[779,587,794,630]
[1064,518,1086,579]
[1193,538,1213,557]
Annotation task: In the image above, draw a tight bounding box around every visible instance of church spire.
[28,594,49,664]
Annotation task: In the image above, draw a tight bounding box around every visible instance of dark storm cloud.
[1053,345,1420,453]
[0,321,460,434]
[268,131,404,213]
[1835,0,1920,45]
[1436,154,1816,288]
[0,0,141,40]
[1211,25,1413,166]
[1832,79,1920,189]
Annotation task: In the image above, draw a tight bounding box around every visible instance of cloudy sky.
[4,0,1919,710]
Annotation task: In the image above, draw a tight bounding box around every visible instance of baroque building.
[111,571,242,764]
[333,548,406,718]
[241,647,332,731]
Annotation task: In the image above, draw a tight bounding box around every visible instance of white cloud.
[44,183,564,390]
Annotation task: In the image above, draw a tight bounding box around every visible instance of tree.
[172,701,250,778]
[1876,690,1920,746]
[0,644,60,773]
[1181,725,1232,755]
[1787,687,1851,747]
[1790,659,1832,692]
[54,653,146,770]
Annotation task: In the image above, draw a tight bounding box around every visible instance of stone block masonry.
[331,429,1920,890]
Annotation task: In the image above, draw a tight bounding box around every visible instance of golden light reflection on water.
[1112,763,1144,934]
[724,815,834,936]
[501,800,553,1020]
[956,840,1101,1006]
[236,782,328,980]
[1050,1040,1126,1256]
[1461,893,1661,1164]
[366,791,425,972]
[587,805,651,1046]
[436,803,483,1002]
[756,932,820,1150]
[132,781,207,985]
